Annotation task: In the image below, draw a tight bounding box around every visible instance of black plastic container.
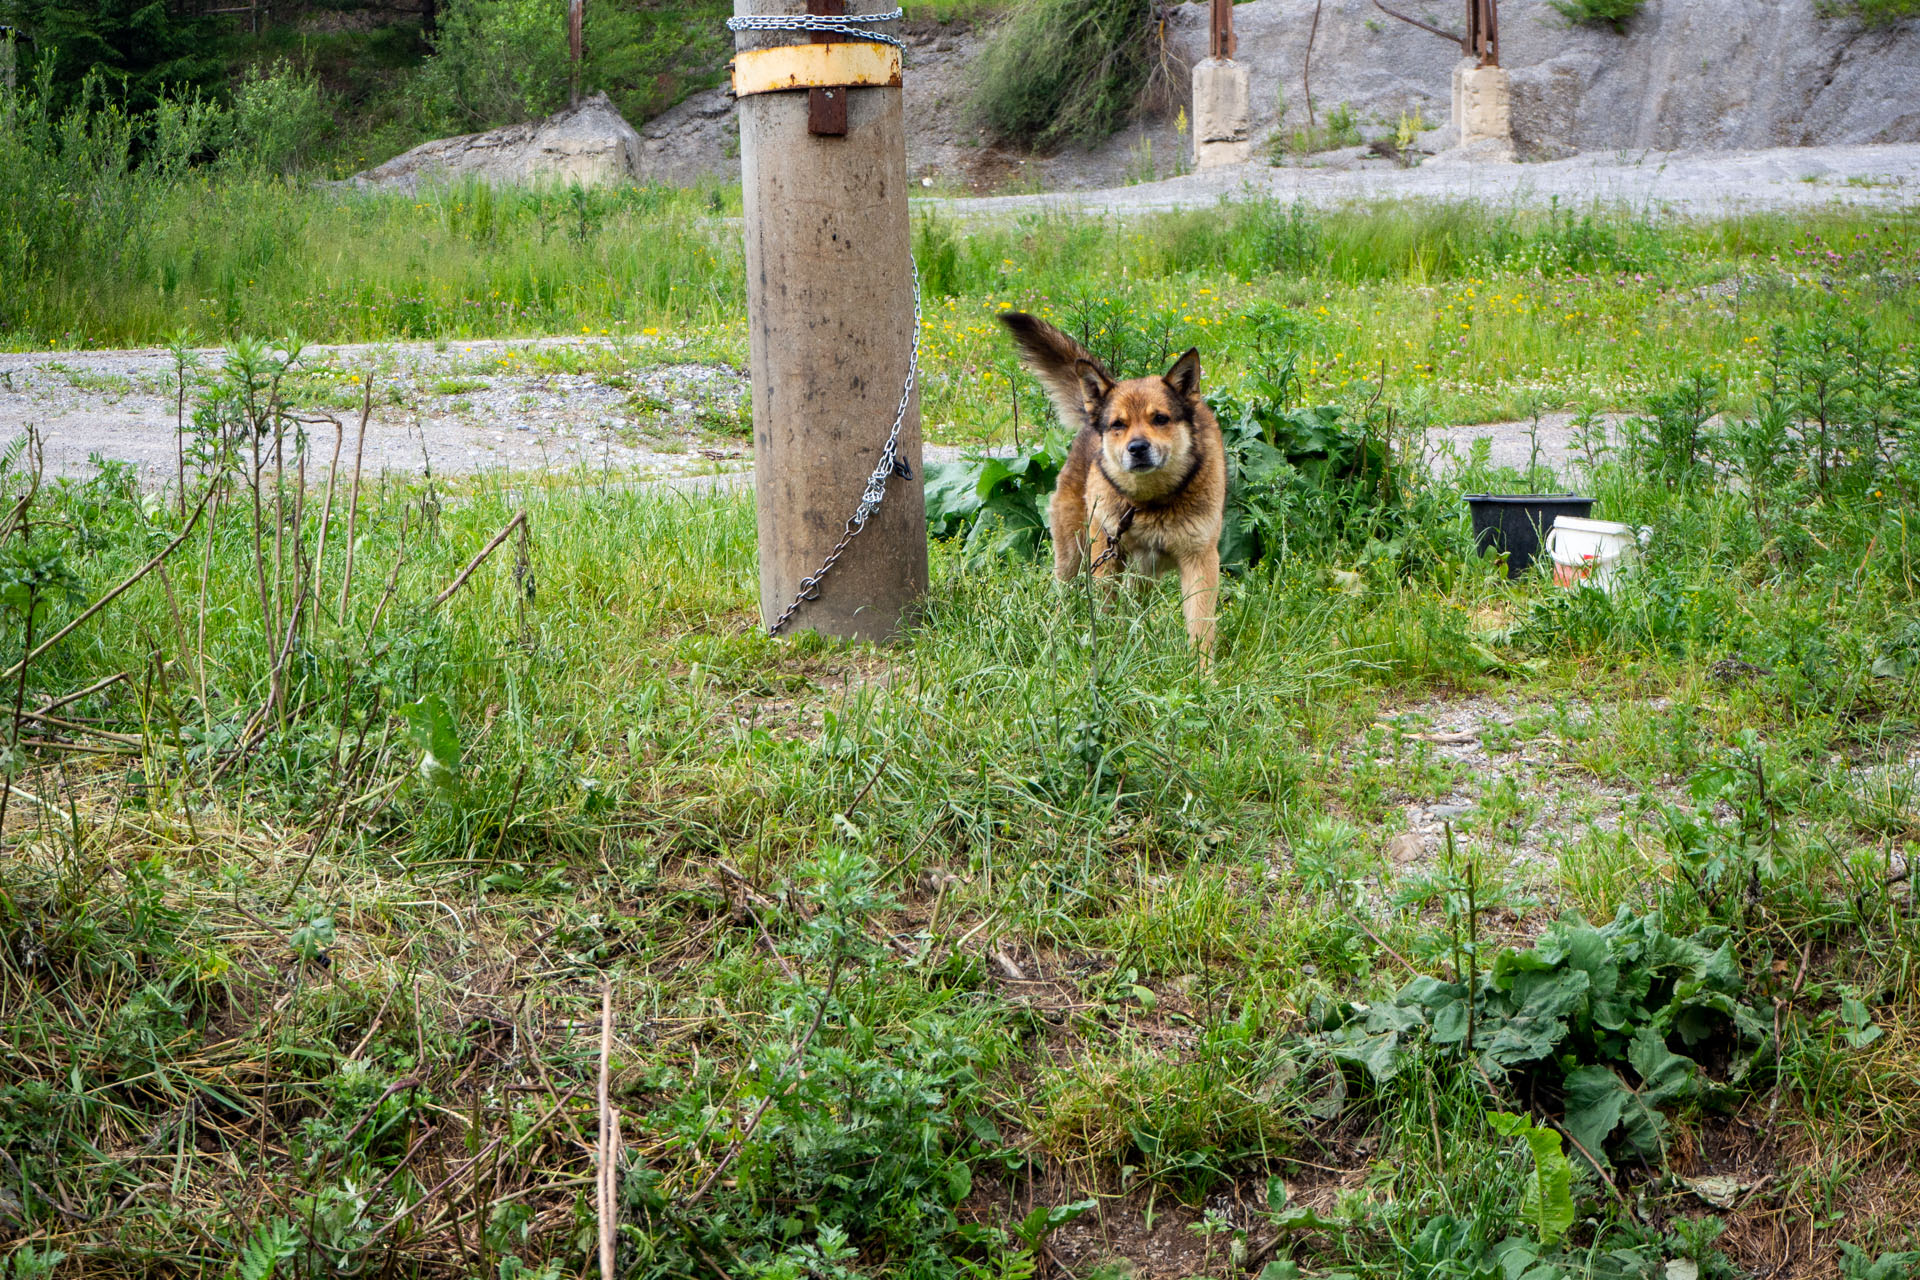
[1465,494,1594,579]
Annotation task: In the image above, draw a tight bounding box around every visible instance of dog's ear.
[999,311,1115,430]
[1163,347,1201,401]
[1073,359,1115,419]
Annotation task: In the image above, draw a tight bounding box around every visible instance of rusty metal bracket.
[808,0,848,135]
[1370,0,1465,50]
[729,42,903,100]
[1369,0,1498,65]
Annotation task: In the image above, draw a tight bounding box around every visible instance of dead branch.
[0,483,216,684]
[431,511,528,611]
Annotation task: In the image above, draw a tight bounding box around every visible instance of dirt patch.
[1375,694,1635,872]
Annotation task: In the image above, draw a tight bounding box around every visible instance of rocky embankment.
[382,0,1918,194]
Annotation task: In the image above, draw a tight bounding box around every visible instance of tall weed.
[970,0,1166,150]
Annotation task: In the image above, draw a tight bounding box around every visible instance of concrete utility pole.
[1193,0,1251,167]
[732,0,927,641]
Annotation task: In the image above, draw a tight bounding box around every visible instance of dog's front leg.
[1177,548,1220,658]
[1050,488,1088,582]
[1053,523,1088,583]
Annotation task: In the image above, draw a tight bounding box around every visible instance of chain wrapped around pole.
[726,8,907,46]
[760,257,923,638]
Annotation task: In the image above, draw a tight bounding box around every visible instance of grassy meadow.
[4,126,1917,433]
[3,102,1920,1279]
[0,323,1916,1278]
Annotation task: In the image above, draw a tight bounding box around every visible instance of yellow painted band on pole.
[730,43,902,98]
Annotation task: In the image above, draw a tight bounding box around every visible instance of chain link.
[726,8,907,47]
[763,258,923,637]
[1086,506,1136,575]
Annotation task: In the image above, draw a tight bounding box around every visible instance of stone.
[1423,136,1519,167]
[1387,833,1426,865]
[1157,0,1920,165]
[1454,59,1512,148]
[1193,57,1253,169]
[347,93,644,192]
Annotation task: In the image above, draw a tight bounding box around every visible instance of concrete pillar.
[734,0,927,641]
[1452,58,1512,147]
[1192,58,1251,169]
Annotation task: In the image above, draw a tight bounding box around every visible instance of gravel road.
[2,336,1594,491]
[0,338,755,489]
[929,142,1920,218]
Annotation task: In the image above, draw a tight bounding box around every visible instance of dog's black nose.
[1126,438,1153,462]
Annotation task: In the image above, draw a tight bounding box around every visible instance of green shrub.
[1819,0,1920,22]
[0,0,224,115]
[583,0,735,123]
[969,0,1162,150]
[414,0,572,129]
[230,58,333,175]
[1325,908,1768,1170]
[1550,0,1645,29]
[411,0,735,132]
[1,62,157,335]
[1269,99,1362,160]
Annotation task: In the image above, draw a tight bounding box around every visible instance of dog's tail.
[998,312,1115,432]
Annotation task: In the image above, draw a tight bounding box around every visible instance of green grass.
[4,147,1916,437]
[899,0,1011,22]
[967,0,1163,150]
[1820,0,1920,23]
[6,79,1917,434]
[0,299,1916,1276]
[4,98,1920,1277]
[1550,0,1647,29]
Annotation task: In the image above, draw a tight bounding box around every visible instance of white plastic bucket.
[1545,516,1648,591]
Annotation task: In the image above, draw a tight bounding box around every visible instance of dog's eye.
[1150,412,1171,426]
[1107,418,1127,432]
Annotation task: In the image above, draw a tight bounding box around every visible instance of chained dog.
[999,312,1225,655]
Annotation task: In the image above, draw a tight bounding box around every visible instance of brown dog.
[999,312,1226,655]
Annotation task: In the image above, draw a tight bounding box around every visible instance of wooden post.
[734,0,926,642]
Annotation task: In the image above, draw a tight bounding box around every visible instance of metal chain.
[764,258,923,636]
[1087,506,1137,575]
[726,8,907,48]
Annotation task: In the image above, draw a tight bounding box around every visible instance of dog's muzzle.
[1124,438,1161,471]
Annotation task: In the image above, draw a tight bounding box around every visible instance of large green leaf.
[1011,1198,1097,1250]
[1487,1112,1575,1246]
[1327,1024,1406,1083]
[923,459,985,536]
[1480,968,1591,1069]
[401,693,462,793]
[1563,1027,1697,1168]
